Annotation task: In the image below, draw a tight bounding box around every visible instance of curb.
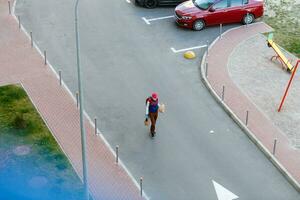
[200,23,300,193]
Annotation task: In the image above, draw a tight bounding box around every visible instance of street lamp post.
[75,0,89,199]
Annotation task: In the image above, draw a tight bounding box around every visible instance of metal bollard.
[206,40,209,54]
[245,110,249,126]
[140,177,143,197]
[219,24,223,39]
[94,117,97,135]
[272,139,277,155]
[30,31,33,47]
[8,1,11,15]
[18,16,21,29]
[76,91,79,108]
[116,145,119,164]
[221,85,225,101]
[205,63,208,77]
[59,70,62,86]
[44,50,47,65]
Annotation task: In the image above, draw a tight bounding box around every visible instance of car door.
[225,0,245,23]
[205,0,230,25]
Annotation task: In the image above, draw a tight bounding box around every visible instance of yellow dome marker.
[184,51,196,59]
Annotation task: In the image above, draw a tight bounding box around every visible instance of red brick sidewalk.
[201,22,300,191]
[0,0,145,199]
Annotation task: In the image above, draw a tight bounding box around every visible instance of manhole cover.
[13,145,31,156]
[28,176,48,188]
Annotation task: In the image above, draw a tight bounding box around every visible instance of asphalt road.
[15,0,300,199]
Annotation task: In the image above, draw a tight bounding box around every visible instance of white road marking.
[148,15,174,22]
[142,17,150,25]
[126,0,131,3]
[170,45,207,53]
[142,15,174,25]
[213,180,239,200]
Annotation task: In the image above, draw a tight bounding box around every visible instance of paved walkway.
[203,22,300,191]
[0,0,144,199]
[228,34,300,148]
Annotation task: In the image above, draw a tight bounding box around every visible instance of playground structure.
[267,33,295,73]
[267,33,300,112]
[277,60,300,112]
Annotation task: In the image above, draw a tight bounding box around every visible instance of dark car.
[136,0,187,8]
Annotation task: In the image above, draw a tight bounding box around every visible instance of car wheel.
[144,0,158,8]
[193,19,205,31]
[242,13,254,25]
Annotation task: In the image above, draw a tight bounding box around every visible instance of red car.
[175,0,264,30]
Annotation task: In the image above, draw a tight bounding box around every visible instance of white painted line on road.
[170,45,207,53]
[148,15,174,22]
[126,0,131,3]
[142,17,150,25]
[142,15,174,25]
[213,180,239,200]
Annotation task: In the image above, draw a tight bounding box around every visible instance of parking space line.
[142,17,150,25]
[170,45,207,53]
[148,15,174,22]
[142,15,174,25]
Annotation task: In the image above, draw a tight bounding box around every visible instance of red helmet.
[151,92,158,100]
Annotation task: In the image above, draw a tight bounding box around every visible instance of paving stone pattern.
[228,34,300,149]
[206,22,300,185]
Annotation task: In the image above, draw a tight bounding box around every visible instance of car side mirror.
[209,7,215,12]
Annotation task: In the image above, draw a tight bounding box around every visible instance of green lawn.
[264,0,300,58]
[0,84,85,200]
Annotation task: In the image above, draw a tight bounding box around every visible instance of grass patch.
[0,84,84,198]
[0,85,59,150]
[264,0,300,57]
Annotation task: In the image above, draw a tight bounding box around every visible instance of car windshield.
[192,0,215,10]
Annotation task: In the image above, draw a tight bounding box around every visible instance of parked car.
[175,0,264,30]
[136,0,187,8]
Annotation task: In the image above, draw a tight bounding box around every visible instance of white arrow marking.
[213,180,239,200]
